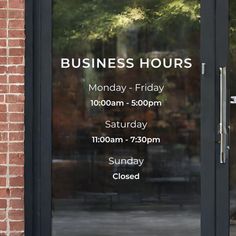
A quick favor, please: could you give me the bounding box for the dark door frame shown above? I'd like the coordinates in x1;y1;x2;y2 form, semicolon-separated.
25;0;52;235
24;0;221;235
201;0;217;235
215;0;230;235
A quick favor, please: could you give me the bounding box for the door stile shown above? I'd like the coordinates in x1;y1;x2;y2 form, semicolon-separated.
215;0;230;236
201;0;217;235
25;0;52;235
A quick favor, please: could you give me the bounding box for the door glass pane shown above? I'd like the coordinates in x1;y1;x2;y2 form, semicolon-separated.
52;1;201;236
230;1;236;235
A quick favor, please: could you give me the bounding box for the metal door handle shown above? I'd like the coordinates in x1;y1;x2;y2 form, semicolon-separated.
219;67;227;164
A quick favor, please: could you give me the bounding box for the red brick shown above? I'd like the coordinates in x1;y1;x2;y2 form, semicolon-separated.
9;123;24;131
8;104;24;112
0;132;7;141
9;221;24;231
9;166;23;176
0;10;7;19
9;0;24;9
10;85;24;93
0;154;6;164
0;85;8;93
0;39;6;47
0;113;7;122
0;124;7;131
9;132;24;141
9;75;24;83
6;95;17;103
0;1;7;9
0;48;6;56
0;104;6;112
0;144;7;153
0;57;7;64
9;48;24;56
6;94;24;103
0;210;6;220
0;95;4;102
0;19;6;28
0;75;7;83
0;199;6;209
8;57;24;65
9;210;24;221
9;188;23;198
9;199;23;209
0;221;7;231
0;166;7;175
9;142;24;152
0;178;6;186
8;10;24;19
0;1;25;232
0;189;9;198
7;65;24;74
9;113;24;122
17;94;24;102
0;29;6;37
8;39;24;47
8;30;24;38
10;233;24;236
9;153;24;165
10;177;24;187
9;20;24;29
0;66;7;74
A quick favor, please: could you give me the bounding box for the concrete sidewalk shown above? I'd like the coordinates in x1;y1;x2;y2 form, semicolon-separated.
52;208;200;236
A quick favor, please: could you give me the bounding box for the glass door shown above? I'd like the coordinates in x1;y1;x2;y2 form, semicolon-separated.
48;0;215;236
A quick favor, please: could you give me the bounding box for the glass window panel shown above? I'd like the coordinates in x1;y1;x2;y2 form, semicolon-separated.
52;1;201;235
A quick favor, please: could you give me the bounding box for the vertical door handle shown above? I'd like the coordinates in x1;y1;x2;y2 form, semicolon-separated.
219;67;227;164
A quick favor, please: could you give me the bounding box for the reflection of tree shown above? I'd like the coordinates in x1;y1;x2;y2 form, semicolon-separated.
52;0;201;156
53;0;200;53
51;0;205;200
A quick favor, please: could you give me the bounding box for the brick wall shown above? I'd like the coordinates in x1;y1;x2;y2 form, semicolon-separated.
0;0;25;235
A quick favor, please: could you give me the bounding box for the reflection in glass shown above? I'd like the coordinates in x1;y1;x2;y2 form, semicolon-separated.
52;1;201;236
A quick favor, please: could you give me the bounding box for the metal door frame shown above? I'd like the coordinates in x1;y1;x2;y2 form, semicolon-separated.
215;0;230;235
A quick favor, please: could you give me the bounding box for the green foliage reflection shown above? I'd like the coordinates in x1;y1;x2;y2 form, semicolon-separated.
53;0;200;53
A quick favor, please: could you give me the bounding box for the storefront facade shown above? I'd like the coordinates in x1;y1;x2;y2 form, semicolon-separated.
2;0;236;235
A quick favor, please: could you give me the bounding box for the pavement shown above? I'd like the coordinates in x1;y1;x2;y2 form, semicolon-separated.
231;225;236;235
52;207;200;236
